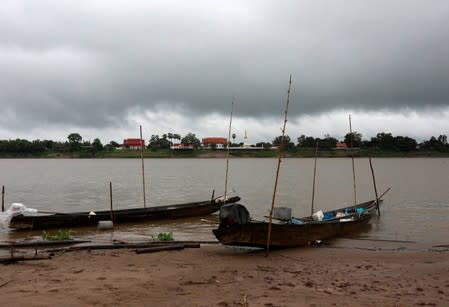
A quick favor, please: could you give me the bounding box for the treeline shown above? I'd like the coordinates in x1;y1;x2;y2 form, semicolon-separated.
0;131;448;155
148;132;201;149
0;132;203;154
0;133;118;155
271;132;449;152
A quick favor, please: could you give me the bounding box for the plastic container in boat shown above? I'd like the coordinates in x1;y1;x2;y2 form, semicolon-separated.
273;207;292;220
97;220;113;230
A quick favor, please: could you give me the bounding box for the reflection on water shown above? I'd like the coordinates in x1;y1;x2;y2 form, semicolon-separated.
0;158;448;244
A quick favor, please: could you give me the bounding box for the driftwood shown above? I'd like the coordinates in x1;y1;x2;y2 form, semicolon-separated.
135;243;200;254
45;240;214;253
433;244;449;248
341;237;416;243
0;254;52;264
135;244;185;254
0;240;90;249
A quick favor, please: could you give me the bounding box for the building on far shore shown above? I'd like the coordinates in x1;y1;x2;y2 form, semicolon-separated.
336;141;347;149
202;137;227;149
243;130;249;148
171;143;194;150
123;138;145;149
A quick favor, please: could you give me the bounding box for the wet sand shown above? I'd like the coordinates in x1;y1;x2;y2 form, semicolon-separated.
0;243;448;306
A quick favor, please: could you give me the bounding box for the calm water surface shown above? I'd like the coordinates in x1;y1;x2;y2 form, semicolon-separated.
0;158;447;244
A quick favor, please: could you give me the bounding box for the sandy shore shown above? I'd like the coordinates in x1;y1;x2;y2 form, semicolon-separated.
0;242;448;306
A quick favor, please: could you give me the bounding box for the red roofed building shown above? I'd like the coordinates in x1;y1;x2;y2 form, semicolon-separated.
202;137;227;149
336;141;347;149
123;138;145;149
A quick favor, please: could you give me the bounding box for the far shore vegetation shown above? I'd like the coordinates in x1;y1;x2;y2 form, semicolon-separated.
0;132;448;158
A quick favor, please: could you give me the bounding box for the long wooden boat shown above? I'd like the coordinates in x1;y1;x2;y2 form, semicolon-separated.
213;198;381;249
9;196;240;231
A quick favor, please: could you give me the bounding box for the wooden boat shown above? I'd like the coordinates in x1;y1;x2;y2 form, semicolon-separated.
213;198;383;249
214;77;389;250
9;196;240;230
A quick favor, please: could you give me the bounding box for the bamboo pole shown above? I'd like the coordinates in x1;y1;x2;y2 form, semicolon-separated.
311;141;318;215
376;187;391;201
135;244;186;254
109;181;114;221
1;185;4;212
266;75;292;253
135;243;200;254
349;114;357;205
45;241;217;253
140;125;147;208
0;255;52;264
224;98;235;201
368;157;380;216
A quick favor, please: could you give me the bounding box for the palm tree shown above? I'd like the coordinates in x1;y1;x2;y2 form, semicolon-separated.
173;134;181;144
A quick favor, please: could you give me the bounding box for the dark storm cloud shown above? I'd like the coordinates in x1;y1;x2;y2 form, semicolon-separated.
1;0;449;132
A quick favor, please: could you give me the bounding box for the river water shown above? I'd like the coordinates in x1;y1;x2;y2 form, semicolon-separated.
0;158;447;245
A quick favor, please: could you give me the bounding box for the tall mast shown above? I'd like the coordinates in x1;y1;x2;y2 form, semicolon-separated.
349;115;357;205
369;156;380;216
311;140;319;215
140;125;147;208
224;98;235;200
266;75;292;253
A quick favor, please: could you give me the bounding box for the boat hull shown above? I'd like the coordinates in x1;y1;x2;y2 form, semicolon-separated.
213;214;372;249
213;199;380;249
9;196;240;231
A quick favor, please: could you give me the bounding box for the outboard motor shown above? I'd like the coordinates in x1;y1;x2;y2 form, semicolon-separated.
219;203;250;227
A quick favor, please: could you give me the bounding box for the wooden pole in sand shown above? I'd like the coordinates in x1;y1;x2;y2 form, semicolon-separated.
349;115;357;205
1;185;4;212
311;141;318;216
368;157;380;216
266;75;292;254
140;125;147;208
224;98;235;201
109;181;114;222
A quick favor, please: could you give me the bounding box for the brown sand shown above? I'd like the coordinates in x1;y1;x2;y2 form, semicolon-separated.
0;244;448;306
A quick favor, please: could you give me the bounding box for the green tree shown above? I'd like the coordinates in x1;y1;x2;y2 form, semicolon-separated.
173;134;181;144
167;133;173;144
421;135;448;151
181;133;201;149
317;135;337;149
148;134;171;149
67;133;82;151
148;135;160;149
374;132;395;150
393;136;417;152
297;135;315;148
344;132;362;148
104;141;120;151
273;135;294;149
438;135;447;145
92;138;104;151
110;141;120;148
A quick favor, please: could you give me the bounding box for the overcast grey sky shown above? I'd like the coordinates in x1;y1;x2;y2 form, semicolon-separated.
1;0;448;143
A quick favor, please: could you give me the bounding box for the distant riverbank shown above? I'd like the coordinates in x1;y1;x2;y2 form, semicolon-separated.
1;148;449;158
